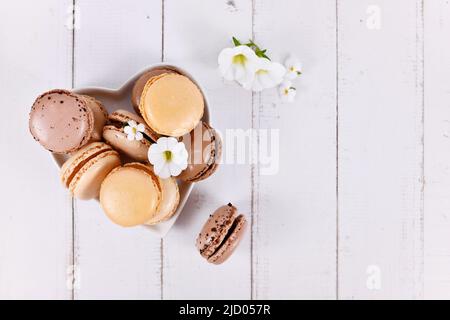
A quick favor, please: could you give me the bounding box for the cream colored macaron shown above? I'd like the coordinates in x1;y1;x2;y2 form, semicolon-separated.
60;142;121;200
99;163;162;227
145;175;180;225
139;73;204;137
103;109;158;162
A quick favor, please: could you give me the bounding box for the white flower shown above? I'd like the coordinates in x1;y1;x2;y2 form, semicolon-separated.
243;58;286;92
148;137;188;179
218;45;259;85
284;56;302;80
279;80;296;103
124;120;145;141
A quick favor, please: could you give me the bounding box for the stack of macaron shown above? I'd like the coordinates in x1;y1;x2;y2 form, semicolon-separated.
29;67;222;228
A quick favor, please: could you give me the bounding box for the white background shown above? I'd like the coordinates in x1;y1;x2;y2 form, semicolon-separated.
0;0;449;299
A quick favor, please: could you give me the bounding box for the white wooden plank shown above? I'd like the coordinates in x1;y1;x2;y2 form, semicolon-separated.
0;0;73;299
252;0;337;299
424;0;450;300
162;0;253;299
73;0;163;299
338;0;424;299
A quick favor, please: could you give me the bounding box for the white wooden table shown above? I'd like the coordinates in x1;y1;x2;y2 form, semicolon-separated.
1;0;449;300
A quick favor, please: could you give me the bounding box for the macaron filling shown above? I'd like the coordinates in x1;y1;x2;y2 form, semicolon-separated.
201;214;245;260
188;134;217;181
207;215;246;263
63;146;113;188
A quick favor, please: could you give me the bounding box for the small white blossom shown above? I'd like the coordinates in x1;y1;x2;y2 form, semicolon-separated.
218;45;259;85
148;137;188;179
124;120;146;141
243;58;286;92
284;56;302;80
279;80;296;103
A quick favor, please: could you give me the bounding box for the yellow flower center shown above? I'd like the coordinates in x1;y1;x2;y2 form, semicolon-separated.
290;66;295;72
131;127;137;134
284;89;289;95
256;69;268;75
232;54;247;65
163;150;173;161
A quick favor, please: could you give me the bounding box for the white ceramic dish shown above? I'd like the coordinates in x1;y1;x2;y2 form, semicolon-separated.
52;64;210;238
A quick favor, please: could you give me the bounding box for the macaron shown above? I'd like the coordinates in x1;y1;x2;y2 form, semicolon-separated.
99;163;162;227
145;175;180;225
178;122;221;182
102;109;159;162
131;67;178;114
29;89;108;154
60;142;121;200
196;203;247;265
139;73;204;137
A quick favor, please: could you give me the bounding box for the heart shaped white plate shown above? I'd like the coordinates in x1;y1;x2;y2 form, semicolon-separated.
52;64;210;238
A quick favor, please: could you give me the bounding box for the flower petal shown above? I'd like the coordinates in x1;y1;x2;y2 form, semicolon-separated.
166;137;179;150
127;120;137;128
155;162;171;179
156;137;169;150
168;162;183;177
136;123;146;132
148;148;164;165
123;126;132;135
134;132;143;141
127;133;135;141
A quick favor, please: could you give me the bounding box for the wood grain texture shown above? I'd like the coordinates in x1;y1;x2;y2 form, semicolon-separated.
252;0;337;299
338;0;424;299
162;0;253;299
424;0;450;300
72;0;163;299
0;0;73;299
4;0;450;299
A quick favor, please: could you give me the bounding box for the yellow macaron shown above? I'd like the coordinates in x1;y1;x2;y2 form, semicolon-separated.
139;73;204;137
99;163;162;227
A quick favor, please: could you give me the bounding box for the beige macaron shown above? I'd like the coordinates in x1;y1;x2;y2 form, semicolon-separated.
196;203;247;265
139;73;204;137
131;67;178;114
103;109;159;162
60;142;121;200
99;163;162;227
145;175;180;225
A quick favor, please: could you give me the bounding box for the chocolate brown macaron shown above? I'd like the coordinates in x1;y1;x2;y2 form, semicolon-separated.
131;67;178;114
178;122;222;182
29;89;107;154
196;203;247;265
103;109;159;162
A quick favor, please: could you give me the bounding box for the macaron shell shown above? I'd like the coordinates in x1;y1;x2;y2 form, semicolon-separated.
195;130;222;181
100;165;161;227
29;89;94;153
179;122;218;182
140;73;204;137
207;215;247;265
70;150;121;200
60;142;114;187
80;95;108;142
189;123;222;182
145;176;180;225
138;73;167;123
103;125;150;162
196;204;238;258
131;68;178;113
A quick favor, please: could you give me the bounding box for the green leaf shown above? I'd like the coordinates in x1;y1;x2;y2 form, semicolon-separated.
232;36;241;46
